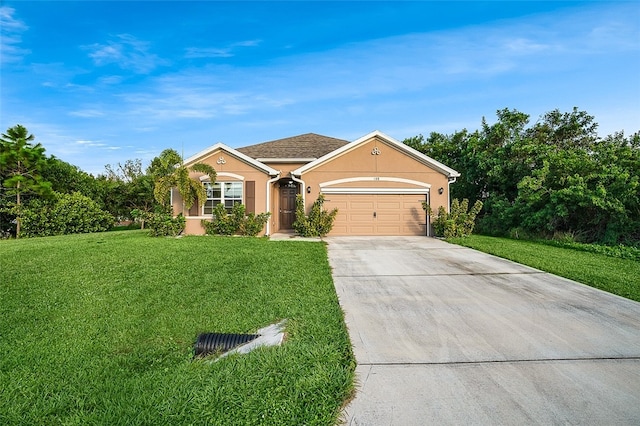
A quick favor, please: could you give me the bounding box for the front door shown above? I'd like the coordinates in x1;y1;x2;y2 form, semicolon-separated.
279;182;298;230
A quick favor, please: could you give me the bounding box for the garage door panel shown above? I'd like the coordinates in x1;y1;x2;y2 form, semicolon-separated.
331;224;349;234
350;225;376;234
350;201;375;210
377;201;402;209
377;225;403;234
330;200;349;210
378;213;402;222
325;193;427;236
404;208;423;220
349;213;373;221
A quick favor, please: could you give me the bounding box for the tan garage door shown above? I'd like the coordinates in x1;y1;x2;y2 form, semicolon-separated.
323;193;427;236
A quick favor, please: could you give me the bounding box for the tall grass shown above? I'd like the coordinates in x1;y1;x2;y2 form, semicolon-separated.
0;231;354;425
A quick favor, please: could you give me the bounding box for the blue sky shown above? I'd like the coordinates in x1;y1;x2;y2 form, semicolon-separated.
1;1;639;175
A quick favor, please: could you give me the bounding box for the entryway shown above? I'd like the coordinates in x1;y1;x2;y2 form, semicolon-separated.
279;180;298;230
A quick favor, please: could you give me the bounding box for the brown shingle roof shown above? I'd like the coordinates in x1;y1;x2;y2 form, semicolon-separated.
236;133;349;160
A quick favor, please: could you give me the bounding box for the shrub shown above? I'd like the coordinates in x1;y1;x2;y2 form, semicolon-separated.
21;192;114;237
239;211;271;236
201;203;270;236
423;198;483;238
145;207;185;237
292;194;338;237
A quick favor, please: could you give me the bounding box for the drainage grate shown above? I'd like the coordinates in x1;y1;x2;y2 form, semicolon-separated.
194;333;259;358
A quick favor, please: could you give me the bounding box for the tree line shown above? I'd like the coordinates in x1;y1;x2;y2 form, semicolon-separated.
0;125;185;238
403;108;639;245
2;107;638;245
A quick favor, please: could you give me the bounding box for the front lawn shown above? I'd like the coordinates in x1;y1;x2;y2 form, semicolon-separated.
0;231;355;425
448;235;640;302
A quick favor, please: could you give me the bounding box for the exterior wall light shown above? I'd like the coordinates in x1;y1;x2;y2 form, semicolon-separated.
307;186;312;194
438;187;444;195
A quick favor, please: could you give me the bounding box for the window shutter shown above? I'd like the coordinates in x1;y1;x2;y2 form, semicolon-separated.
189;202;199;216
245;181;255;213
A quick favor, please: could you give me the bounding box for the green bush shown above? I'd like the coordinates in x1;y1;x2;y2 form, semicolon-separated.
423;198;483;238
21;192;114;237
292;194;338;237
201;203;270;236
145;208;185;237
239;211;271;236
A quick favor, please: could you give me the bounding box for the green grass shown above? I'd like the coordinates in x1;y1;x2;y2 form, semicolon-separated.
448;235;640;302
0;231;355;425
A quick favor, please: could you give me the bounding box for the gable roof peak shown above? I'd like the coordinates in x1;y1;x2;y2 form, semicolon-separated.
292;130;461;178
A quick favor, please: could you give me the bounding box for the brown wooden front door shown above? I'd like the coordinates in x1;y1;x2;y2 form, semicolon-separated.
279;182;298;230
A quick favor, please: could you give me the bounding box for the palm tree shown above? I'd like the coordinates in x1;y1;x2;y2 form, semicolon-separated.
152;149;217;215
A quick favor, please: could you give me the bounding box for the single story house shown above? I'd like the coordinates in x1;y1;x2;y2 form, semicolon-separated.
171;130;460;236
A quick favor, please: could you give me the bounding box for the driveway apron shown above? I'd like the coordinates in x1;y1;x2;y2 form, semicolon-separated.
326;236;640;425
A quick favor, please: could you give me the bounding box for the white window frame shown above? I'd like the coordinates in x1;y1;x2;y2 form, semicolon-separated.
203;181;243;215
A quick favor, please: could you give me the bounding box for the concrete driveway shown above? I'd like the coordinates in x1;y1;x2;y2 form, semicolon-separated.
325;236;640;425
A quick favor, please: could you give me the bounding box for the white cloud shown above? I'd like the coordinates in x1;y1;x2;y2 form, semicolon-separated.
184;39;261;58
83;34;167;73
75;140;106;147
184;47;234;58
0;6;30;63
69;109;105;118
98;2;637;132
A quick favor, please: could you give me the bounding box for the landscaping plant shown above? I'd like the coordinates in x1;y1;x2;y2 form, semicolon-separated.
137;206;186;237
20;192;114;237
423;198;483;238
201;203;270;236
292;194;338;237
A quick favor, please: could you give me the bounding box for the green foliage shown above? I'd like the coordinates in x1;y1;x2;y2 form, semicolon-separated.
201;203;270;236
239;211;271;237
144;208;185;237
153;150;217;214
204;202;237;235
103;159;156;221
404;108;640;245
41;157;97;196
292;194;338;237
538;239;640;262
20;192;114;237
0;124;53;238
423;198;483;238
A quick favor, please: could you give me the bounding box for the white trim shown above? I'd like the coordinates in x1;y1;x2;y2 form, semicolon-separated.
257;158;316;163
265;174;281;235
447;176;457;213
320;176;431;189
292;130;460;178
290;175;306;206
183;142;279;176
199;172;245;181
321;187;430;195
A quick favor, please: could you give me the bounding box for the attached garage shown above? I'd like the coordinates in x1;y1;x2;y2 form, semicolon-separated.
323;192;428;236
